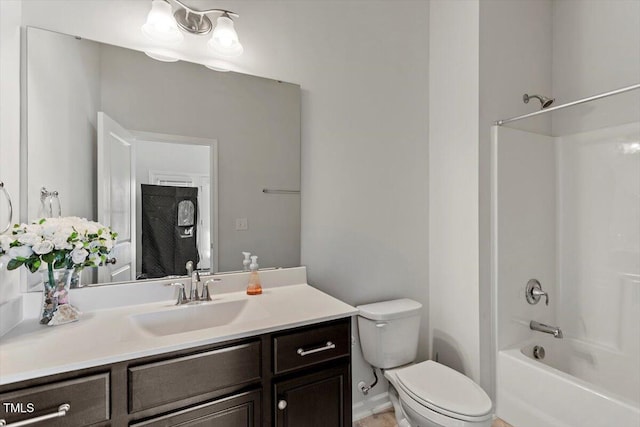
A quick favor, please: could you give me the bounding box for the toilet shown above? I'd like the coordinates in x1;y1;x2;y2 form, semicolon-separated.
357;299;493;427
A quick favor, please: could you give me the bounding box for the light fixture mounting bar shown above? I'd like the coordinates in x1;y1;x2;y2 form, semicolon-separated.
170;0;239;35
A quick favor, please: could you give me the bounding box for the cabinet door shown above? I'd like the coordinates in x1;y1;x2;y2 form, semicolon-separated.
130;390;260;427
274;366;350;427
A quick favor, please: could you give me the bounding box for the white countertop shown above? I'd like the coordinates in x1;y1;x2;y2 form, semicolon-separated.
0;269;357;386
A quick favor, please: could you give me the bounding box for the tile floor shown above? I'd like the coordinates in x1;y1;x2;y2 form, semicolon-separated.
354;410;514;427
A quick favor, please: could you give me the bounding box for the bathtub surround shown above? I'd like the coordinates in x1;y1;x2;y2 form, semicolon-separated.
493;121;640;426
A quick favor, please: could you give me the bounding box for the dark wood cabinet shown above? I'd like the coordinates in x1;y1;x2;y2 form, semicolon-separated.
274;366;350;427
130;390;261;427
0;318;351;427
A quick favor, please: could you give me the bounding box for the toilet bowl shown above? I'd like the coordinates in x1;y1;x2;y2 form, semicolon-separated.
385;361;493;427
357;299;493;427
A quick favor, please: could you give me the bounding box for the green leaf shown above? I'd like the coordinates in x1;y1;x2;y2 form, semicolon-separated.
7;259;24;270
42;252;56;264
68;231;78;240
53;254;67;269
25;257;41;273
98;228;103;236
38;218;46;224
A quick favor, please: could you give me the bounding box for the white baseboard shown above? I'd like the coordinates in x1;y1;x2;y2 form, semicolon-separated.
352;391;393;422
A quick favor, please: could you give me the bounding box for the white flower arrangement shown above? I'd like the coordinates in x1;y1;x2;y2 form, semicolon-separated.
0;217;117;273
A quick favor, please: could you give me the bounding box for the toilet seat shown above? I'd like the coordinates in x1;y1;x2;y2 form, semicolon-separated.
388;361;492;423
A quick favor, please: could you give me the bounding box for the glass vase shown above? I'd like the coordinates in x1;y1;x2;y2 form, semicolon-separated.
41;268;81;326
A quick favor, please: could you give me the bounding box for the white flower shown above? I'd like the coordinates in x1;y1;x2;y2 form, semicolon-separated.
8;245;34;259
88;252;101;266
17;232;41;246
104;238;113;251
32;240;54;254
52;235;72;250
0;235;13;252
24;223;42;234
71;248;88;265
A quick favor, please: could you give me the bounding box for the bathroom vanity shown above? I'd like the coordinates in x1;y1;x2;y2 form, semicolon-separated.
0;268;356;427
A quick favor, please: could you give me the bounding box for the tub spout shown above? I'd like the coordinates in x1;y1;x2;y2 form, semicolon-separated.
530;320;563;339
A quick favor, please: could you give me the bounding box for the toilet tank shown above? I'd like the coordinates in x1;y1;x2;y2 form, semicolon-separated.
356;299;422;369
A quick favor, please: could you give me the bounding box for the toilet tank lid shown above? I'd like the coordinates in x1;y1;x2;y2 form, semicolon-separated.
357;299;422;321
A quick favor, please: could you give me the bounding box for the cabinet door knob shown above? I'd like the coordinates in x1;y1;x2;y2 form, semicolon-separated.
278;400;287;410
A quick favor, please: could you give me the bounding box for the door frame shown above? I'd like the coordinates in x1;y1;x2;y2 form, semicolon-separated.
131;130;219;274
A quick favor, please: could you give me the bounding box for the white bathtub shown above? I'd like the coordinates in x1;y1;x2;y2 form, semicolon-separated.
497;336;640;427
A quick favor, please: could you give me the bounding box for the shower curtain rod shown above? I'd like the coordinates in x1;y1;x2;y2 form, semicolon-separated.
495;83;640;126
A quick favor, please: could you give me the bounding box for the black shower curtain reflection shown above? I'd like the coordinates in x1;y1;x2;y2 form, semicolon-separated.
140;184;199;279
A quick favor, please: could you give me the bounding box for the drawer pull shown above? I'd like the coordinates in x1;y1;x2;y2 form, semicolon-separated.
297;341;335;357
278;399;288;410
0;404;70;427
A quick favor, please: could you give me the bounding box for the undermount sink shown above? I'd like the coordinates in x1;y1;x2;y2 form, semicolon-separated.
130;299;269;337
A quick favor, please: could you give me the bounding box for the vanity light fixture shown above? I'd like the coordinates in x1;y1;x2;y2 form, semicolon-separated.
142;0;244;59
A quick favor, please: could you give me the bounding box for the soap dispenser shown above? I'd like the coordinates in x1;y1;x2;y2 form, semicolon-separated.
246;256;262;295
242;252;251;272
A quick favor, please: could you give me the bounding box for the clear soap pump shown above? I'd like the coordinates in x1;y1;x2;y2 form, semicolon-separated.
242;252;251;272
246;255;262;295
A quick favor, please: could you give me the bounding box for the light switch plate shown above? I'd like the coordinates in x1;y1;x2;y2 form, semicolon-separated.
235;218;248;230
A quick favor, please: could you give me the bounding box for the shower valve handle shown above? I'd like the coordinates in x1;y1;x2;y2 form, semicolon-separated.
526;279;549;306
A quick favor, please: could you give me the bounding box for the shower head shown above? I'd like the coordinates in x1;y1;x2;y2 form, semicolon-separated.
523;93;555;109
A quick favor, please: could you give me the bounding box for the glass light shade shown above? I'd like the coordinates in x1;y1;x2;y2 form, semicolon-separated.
142;0;183;45
144;50;180;62
208;15;244;58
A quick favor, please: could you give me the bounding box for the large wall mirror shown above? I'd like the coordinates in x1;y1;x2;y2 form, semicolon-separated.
23;27;301;289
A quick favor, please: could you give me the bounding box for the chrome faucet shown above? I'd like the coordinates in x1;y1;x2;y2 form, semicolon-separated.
530;320;563;338
185;261;201;302
202;278;221;301
170;282;189;305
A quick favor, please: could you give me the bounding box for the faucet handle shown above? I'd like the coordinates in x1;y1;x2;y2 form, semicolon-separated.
202;279;221;301
532;288;549;306
526;279;549;305
168;282;189;305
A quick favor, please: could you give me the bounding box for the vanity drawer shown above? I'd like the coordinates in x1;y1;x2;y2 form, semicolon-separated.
273;319;350;374
128;340;261;413
130;390;260;427
0;373;110;427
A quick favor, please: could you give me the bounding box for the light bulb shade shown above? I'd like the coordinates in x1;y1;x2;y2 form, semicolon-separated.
142;0;183;45
144;49;179;62
208;15;243;58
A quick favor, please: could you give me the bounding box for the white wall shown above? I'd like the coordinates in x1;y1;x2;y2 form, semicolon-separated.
493;127;557;353
428;0;480;382
551;0;640;136
478;0;553;397
0;0;23;319
8;0;430;414
26;28;101;221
